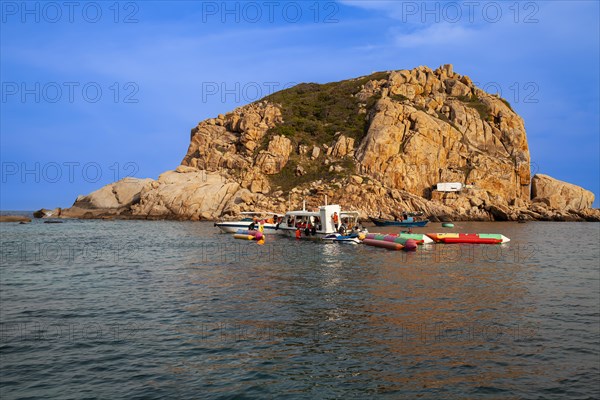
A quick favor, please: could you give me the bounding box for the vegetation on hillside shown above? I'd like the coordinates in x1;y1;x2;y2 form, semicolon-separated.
457;94;492;121
262;71;389;148
258;72;388;191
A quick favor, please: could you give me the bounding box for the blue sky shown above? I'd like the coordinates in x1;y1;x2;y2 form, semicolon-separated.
1;0;599;209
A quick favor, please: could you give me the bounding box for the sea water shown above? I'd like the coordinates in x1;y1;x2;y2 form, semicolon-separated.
1;218;599;399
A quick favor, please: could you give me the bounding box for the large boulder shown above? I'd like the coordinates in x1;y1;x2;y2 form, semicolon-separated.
330;134;355;158
531;174;595;210
131;167;239;220
255;135;293;174
72;177;153;209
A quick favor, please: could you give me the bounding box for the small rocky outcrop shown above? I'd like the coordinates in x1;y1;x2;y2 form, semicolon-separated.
71;177;153;210
531;174;595;210
0;215;31;223
130;166;240;220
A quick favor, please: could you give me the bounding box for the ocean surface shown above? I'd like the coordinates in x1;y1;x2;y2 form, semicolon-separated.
1;217;599;399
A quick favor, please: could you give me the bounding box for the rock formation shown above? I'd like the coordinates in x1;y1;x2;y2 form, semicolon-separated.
0;215;31;223
531;174;595;210
39;65;599;221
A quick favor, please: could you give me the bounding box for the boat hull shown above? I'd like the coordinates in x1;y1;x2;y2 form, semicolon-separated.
216;222;278;234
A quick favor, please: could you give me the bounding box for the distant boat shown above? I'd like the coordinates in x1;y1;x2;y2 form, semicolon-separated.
369;216;429;227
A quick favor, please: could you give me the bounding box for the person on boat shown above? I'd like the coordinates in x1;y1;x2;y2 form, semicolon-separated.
338;222;347;235
248;221;256;231
332;212;339;230
313;216;321;231
295;227;301;239
402;211;408;220
258;221;264;233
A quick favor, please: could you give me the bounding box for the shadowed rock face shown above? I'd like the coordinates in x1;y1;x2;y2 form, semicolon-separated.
40;65;598;221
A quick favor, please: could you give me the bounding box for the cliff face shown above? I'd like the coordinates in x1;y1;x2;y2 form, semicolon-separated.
47;64;598;221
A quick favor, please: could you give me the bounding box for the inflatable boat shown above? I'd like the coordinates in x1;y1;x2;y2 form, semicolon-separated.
426;233;510;244
364;234;419;251
363;238;404;250
233;229;264;241
365;233;432;245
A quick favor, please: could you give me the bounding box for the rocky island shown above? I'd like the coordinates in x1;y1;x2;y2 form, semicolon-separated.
37;64;598;222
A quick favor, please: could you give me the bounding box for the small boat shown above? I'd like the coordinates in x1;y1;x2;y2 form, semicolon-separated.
426;233;510;244
369;216;429;227
278;204;365;240
215;212;283;234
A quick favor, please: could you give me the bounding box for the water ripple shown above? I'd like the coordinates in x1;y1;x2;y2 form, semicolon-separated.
1;220;598;399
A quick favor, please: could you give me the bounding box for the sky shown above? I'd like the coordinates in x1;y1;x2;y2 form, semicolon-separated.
1;0;599;210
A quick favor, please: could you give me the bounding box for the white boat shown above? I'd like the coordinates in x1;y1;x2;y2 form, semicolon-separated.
215;212;283;234
277;204;365;240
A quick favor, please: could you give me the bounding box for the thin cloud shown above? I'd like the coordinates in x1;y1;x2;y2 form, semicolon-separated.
392;23;476;47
